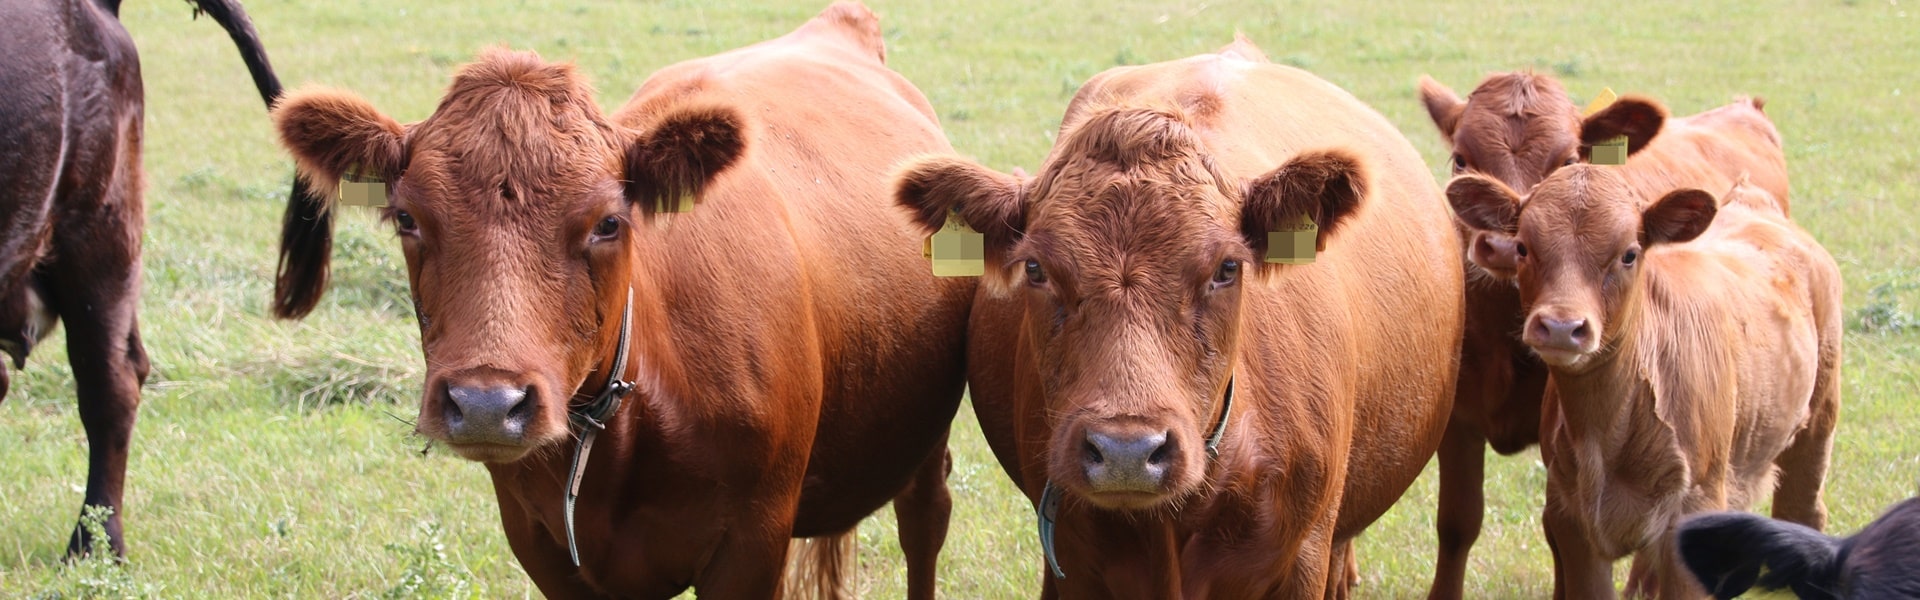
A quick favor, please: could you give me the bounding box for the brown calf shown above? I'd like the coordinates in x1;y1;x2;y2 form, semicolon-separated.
0;0;295;558
270;3;970;597
1450;169;1841;599
895;37;1461;598
1416;71;1792;600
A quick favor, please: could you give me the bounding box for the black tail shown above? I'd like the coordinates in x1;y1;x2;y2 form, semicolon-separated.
1677;511;1842;600
186;0;333;319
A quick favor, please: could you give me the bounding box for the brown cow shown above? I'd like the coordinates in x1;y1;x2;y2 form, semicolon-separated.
269;3;970;597
1449;169;1841;599
1415;71;1792;600
894;37;1461;598
0;0;298;558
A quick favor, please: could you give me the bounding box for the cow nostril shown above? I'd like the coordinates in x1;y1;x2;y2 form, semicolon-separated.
1571;321;1591;343
505;389;533;422
1147;439;1172;466
1083;439;1104;465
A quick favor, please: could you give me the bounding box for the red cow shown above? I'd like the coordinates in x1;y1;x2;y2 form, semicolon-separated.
894;37;1461;598
269;3;970;597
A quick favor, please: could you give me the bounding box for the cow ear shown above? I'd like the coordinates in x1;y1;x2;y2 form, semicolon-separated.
893;156;1027;245
273;87;408;204
1445;174;1523;234
1241;149;1368;265
893;156;1028;291
1641;188;1717;246
625;105;747;216
1418;75;1466;139
1581;95;1666;156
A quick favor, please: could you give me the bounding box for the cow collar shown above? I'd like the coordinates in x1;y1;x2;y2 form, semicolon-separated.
563;286;638;568
1037;376;1236;580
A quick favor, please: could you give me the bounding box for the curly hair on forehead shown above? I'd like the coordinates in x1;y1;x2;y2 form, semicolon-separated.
1468;70;1574;120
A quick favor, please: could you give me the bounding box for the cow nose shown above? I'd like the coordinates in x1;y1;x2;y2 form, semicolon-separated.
1529;314;1592;352
1082;427;1173;492
443;384;532;444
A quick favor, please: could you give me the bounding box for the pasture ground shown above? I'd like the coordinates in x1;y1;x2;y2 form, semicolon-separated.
2;0;1915;597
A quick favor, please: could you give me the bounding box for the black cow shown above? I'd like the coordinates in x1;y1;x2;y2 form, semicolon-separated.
1680;497;1920;599
0;0;308;557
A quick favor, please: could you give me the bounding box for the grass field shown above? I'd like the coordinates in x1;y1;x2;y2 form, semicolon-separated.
1;0;1916;597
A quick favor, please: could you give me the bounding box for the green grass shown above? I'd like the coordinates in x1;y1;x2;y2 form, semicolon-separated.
1;0;1915;597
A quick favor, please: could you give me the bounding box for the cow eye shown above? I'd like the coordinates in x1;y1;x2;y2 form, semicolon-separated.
394;210;418;234
1024;259;1047;285
1450;153;1467;174
1622;247;1639;266
1212;259;1240;287
1563;156;1579;167
1515;242;1528;258
592;216;622;240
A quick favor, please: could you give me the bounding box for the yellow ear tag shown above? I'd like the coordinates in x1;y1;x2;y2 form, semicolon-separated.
1590;135;1629;165
929;211;985;277
339;164;387;208
1265;213;1317;265
1582;87;1619;117
659;193;696;214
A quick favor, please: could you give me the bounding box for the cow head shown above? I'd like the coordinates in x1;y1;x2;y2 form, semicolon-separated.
1420;73;1667;280
895;106;1365;510
273;49;744;463
1447;165;1717;371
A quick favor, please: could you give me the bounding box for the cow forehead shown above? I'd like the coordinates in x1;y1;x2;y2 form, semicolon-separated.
1520;167;1641;251
403;51;626;216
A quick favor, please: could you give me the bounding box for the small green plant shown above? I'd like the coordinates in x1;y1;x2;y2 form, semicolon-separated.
31;505;161;600
1852;280;1919;333
381;521;481;600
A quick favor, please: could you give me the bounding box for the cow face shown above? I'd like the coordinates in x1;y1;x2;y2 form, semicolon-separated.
1448;166;1717;371
273;49;742;463
896;107;1364;510
1421;73;1668;280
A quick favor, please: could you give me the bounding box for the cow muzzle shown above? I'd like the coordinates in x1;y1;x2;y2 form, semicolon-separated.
422;369;552;461
1525;308;1597;366
1066;418;1191;508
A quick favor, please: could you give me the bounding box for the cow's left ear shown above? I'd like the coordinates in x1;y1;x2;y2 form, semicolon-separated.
1240;149;1368;262
625;105;747;216
1641;188;1718;246
1581;95;1666;156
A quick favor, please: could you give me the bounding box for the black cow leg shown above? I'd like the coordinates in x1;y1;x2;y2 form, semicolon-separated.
51;221;150;559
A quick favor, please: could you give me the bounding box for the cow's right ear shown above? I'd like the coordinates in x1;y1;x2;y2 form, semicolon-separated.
893;156;1028;290
1418;75;1466;139
893;156;1027;245
1581;95;1666;156
273;87;408;203
625;104;747;216
1445;174;1523;234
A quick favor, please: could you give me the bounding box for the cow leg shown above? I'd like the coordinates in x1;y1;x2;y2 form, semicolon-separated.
52;243;149;559
695;513;796;597
1770;360;1838;531
892;435;952;600
1543;492;1615;599
1322;540;1355;599
1278;518;1334;598
1427;421;1485;600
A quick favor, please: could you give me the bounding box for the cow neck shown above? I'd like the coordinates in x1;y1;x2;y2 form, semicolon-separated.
561;285;638;568
1037;375;1236;580
1547;293;1653;442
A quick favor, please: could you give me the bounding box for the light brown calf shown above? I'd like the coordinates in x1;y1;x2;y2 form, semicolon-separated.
1450;167;1840;599
896;37;1461;598
1416;71;1793;600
